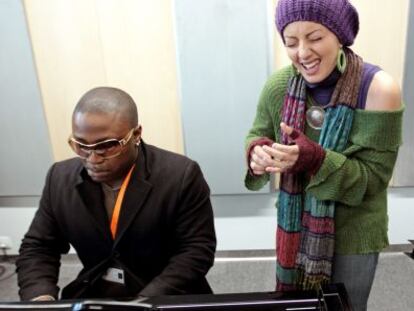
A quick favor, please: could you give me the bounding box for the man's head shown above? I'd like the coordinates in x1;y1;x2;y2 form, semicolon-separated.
69;87;142;186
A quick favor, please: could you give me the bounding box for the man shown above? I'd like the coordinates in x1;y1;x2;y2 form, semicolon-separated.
16;87;216;301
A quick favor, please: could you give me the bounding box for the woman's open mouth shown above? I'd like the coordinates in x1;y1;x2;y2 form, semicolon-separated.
301;60;320;75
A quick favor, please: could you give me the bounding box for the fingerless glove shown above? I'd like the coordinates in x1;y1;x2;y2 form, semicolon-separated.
286;129;325;176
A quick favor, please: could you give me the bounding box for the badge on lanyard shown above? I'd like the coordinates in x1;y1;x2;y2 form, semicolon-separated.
103;165;135;285
102;267;125;285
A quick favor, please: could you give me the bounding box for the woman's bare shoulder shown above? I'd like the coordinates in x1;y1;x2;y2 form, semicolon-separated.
365;70;401;111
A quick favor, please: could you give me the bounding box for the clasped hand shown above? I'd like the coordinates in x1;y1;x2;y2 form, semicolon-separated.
249;123;299;175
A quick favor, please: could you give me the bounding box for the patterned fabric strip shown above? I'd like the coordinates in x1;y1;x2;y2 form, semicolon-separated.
276;48;363;291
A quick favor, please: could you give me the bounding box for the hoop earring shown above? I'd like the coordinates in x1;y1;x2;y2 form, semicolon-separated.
337;48;347;73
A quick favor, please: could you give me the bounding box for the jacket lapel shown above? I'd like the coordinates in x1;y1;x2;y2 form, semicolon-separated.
113;143;153;245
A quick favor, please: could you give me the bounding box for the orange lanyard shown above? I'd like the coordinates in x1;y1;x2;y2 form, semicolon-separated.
110;164;136;239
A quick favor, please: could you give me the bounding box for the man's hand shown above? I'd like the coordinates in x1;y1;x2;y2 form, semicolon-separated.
31;295;55;301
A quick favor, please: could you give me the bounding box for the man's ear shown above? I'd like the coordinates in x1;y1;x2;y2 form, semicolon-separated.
134;125;142;145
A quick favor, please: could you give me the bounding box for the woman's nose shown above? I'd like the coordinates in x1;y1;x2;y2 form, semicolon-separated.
297;43;312;59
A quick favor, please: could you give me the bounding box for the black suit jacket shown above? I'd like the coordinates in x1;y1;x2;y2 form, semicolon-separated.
16;142;216;300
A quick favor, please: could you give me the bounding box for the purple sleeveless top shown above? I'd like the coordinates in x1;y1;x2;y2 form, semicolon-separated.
306;63;381;109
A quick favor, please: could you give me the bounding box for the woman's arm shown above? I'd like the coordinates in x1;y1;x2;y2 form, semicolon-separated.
365;70;401;111
306;105;404;207
244;67;293;190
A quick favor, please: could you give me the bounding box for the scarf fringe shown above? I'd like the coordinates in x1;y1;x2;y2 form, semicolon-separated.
296;270;330;291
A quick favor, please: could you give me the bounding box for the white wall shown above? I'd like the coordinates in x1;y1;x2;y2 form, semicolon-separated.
2;188;413;254
214;188;414;250
1;0;412;256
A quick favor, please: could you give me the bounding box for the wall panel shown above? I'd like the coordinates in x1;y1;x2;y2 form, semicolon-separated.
394;1;414;186
0;0;53;196
174;0;273;194
24;0;183;161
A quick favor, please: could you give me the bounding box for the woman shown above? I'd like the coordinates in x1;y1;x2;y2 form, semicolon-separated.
245;0;403;310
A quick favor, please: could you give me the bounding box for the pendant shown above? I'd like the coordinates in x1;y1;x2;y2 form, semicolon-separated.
306;106;325;130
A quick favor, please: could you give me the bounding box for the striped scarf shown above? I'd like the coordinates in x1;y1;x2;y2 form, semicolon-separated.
276;48;363;291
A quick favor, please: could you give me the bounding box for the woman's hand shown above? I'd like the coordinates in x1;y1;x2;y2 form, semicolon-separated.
249;122;325;176
262;123;299;173
265;122;326;175
250;145;275;175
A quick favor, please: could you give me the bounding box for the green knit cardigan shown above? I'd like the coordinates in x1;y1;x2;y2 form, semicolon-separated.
245;66;404;255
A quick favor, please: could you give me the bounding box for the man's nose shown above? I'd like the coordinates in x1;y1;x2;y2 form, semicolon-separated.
86;150;105;164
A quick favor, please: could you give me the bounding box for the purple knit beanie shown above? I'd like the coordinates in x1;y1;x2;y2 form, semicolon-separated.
275;0;359;46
